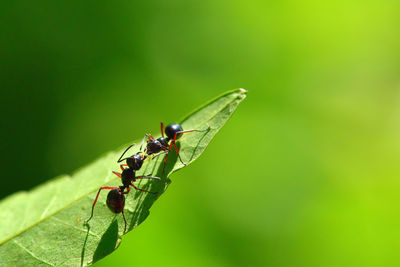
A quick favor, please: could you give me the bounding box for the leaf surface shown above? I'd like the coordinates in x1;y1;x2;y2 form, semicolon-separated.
0;89;247;266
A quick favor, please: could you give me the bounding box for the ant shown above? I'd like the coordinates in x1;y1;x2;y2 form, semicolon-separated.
116;143;147;170
140;122;209;166
85;148;160;233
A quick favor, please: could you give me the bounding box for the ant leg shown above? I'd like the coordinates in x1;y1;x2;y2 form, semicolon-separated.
131;183;157;194
163;139;175;164
170;140;186;165
112;171;122;178
165;133;186;165
122;187;130;194
176;125;210;135
120;165;126;171
121;209;127;233
136;175;161;180
177;130;195;134
86;187;120;223
117;144;135;163
152;150;168;160
174;141;186;165
139;134;154;151
139;134;148;151
160;122;165;137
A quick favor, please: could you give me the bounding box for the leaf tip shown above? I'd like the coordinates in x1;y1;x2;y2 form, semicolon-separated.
239;88;248;94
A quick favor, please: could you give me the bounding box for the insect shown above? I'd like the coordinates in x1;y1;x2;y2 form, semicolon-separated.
140;122;209;165
85;165;160;233
116;143;147;171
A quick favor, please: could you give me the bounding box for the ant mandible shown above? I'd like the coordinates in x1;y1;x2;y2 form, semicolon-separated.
140;122;209;165
85;150;160;233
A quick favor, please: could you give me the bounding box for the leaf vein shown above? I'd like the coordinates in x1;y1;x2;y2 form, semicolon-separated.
50;217;101;238
40;193;58;220
12;239;55;267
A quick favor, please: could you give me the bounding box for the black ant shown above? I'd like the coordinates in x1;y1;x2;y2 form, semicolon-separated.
116;143;147;170
85;149;160;233
140;122;209;166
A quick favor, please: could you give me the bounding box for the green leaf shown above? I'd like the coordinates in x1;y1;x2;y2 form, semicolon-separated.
0;88;247;266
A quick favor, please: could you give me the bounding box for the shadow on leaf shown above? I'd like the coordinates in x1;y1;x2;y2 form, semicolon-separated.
92;220;120;263
127;150;177;231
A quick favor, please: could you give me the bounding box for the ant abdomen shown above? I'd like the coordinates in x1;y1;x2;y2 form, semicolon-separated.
106;189;125;213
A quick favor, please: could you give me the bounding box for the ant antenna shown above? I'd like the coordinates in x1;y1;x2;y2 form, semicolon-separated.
117;144;135;163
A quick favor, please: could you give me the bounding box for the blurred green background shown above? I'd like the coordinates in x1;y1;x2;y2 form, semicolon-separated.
1;0;400;266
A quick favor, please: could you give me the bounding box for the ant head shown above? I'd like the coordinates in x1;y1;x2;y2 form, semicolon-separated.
121;168;135;187
126;152;146;171
165;123;183;140
106;188;125;213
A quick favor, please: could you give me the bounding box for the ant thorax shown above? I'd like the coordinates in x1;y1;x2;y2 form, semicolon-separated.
121;168;136;186
157;137;169;147
146;139;164;155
